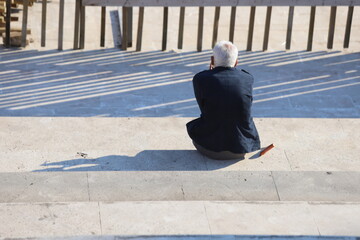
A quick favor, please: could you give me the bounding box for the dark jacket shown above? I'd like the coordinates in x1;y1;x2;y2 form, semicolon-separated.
186;66;260;153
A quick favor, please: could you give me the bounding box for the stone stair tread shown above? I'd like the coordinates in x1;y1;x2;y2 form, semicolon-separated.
1;171;360;203
1;201;360;238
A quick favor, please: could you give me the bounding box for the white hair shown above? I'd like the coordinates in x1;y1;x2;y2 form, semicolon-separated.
213;41;238;67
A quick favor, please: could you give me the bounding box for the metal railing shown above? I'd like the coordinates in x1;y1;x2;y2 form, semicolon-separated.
3;0;359;51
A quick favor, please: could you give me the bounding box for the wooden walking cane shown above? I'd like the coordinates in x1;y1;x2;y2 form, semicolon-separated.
260;144;274;156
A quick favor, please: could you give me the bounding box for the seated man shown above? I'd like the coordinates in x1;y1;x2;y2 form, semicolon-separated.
187;41;260;160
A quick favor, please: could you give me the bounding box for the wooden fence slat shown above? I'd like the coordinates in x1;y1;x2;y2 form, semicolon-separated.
343;6;354;48
327;6;337;49
5;0;11;47
178;6;185;49
263;6;272;51
162;6;168;51
41;0;47;47
136;6;144;51
212;6;221;48
127;7;133;47
197;6;204;52
58;0;65;50
229;6;236;43
100;7;106;47
74;0;81;49
307;6;316;51
286;6;294;50
79;0;86;49
122;7;128;50
246;6;256;51
21;0;29;48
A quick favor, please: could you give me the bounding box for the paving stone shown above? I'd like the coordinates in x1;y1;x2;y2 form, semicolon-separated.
88;172;185;201
99;201;211;235
88;171;277;201
289;95;356;109
0;202;101;238
1;49;359;118
0;172;89;202
273;171;360;201
1;201;359;238
284;148;360;171
180;171;278;201
204;202;319;235
309;203;360;236
1;117;359;172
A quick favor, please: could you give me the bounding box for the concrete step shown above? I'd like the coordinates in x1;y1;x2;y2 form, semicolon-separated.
1;201;360;238
2;236;359;240
1;117;360;172
1;171;360;203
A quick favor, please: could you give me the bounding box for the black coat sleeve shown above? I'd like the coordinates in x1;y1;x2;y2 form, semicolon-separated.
193;74;204;113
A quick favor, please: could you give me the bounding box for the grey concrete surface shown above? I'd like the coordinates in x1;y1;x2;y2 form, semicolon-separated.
205;202;319;235
272;171;360;201
0;202;102;238
72;171;278;201
1;171;360;203
1;201;360;238
0;117;359;172
0;172;89;202
0;49;359;118
309;203;360;236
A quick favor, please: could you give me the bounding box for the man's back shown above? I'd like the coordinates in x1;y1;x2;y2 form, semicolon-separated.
187;66;260;154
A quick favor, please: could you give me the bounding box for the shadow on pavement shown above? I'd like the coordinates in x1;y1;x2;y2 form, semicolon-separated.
33;150;247;171
1;47;359;118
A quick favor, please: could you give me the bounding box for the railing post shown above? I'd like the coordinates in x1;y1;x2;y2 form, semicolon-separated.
246;6;256;51
162;7;168;51
327;6;337;50
5;0;11;47
178;6;185;49
197;6;204;52
41;0;47;47
212;6;220;48
21;0;29;48
136;7;144;51
343;6;354;49
286;6;294;50
127;7;133;47
79;0;86;49
100;7;106;47
122;7;128;50
229;6;236;43
74;0;81;49
263;6;272;51
307;6;316;51
58;0;65;50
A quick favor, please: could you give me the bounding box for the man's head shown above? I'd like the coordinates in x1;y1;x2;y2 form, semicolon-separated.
211;41;238;68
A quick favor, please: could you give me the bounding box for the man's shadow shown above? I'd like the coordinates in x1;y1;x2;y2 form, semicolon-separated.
34;150;246;172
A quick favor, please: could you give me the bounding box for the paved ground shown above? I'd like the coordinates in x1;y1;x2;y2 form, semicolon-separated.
1;49;359;118
1;201;360;238
1;2;360;240
1;47;359;239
